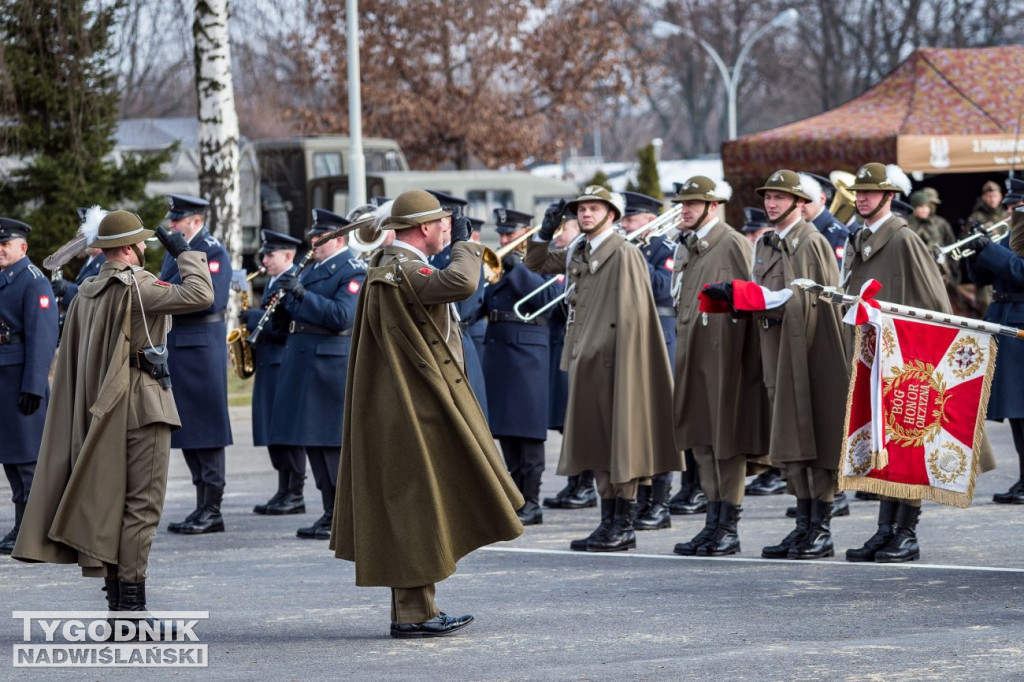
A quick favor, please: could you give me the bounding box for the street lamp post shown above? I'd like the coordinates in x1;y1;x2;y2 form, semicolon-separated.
652;8;798;140
346;0;366;208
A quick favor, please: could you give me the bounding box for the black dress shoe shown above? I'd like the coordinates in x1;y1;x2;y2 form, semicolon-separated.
297;512;332;539
390;613;474;639
517;501;543;526
993;480;1024;504
854;491;880;501
746;468;787;496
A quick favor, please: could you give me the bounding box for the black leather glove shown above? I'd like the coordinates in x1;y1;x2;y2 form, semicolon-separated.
50;277;68;298
156;225;191;258
450;208;471;244
18;392;41;416
279;274;306;301
539;199;567;241
969;226;992;257
501;250;522;273
702;281;733;302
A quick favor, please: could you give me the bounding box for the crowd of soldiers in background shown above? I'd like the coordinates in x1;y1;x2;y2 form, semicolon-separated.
1;171;1022;564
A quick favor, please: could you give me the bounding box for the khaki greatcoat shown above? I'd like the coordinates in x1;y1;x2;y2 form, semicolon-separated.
751;220;848;467
14;254;214;568
672;221;771;463
842;215;996;472
524;232;679;483
331;242;524;588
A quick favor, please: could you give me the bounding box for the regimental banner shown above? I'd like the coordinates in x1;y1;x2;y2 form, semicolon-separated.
840;289;997;508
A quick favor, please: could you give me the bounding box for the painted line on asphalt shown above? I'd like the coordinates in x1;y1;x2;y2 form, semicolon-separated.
481;546;1024;574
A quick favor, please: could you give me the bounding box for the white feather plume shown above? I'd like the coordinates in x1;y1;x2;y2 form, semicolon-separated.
716;180;733;202
885;164;912;195
798;173;823;201
372;199;395;230
79;205;107;245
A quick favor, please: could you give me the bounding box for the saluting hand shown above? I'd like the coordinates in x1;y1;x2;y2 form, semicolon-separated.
156;226;191;258
18;392;41;416
538;199;567;241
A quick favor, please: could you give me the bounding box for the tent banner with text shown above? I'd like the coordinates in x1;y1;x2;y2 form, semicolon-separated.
839;292;996;508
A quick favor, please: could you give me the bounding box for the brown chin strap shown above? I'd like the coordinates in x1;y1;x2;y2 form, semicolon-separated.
580;212;613;235
688;202;711;232
768;196;800;226
130;243;145;268
857;191;891;221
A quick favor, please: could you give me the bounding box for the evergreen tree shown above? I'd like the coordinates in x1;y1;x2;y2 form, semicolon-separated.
0;0;171;273
635;142;663;200
585;170;612;191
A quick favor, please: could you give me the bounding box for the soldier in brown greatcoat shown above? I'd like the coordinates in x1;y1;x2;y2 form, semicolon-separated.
703;170;849;560
524;186;679;553
669;176;771;558
331;191;523;639
14;211;213;626
842;162;996;563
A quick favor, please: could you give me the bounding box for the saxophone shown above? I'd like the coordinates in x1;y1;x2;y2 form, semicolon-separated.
227;267;264;380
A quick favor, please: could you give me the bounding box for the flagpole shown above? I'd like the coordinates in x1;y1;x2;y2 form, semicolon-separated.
791;278;1024;340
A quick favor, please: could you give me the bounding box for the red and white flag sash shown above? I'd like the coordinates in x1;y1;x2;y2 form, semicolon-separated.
839;280;996;508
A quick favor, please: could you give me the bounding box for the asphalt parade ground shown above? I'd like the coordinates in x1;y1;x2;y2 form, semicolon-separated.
3;408;1023;680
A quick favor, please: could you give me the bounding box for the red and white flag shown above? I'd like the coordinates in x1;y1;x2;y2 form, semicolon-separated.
840;280;996;508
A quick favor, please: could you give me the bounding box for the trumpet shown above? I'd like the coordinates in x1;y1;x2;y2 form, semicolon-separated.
482;224;546;284
935;219;1010;265
512;276;564;322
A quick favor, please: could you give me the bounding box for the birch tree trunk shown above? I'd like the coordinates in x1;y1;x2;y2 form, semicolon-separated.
194;0;242;325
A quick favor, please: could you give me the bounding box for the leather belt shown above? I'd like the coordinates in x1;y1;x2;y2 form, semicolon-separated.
128;354;143;368
656;306;676;318
488;310;546;326
759;318;783;329
993;292;1024;303
174;313;224;324
0;333;24;345
289;321;352;336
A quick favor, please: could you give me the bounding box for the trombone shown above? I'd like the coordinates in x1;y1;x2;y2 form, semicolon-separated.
512;208;682;322
935;219;1010;265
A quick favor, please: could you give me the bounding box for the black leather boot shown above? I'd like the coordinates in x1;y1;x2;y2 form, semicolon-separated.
267;471;306;515
700;502;741;556
763;499;810;559
789;499;834;559
636;475;671;530
570;498;614;551
854;491;880;501
114;580;177;641
168;485;204;533
176;485;225;535
254;471;287;515
832;492;850;517
635;485;652;520
563;470;598;509
993;479;1024;504
669;485;707;515
587;498;637;552
874;503;921;563
845;499;898;562
0;501;24;554
673;500;719;556
746;468;786;495
517;500;543;525
542;476;577;509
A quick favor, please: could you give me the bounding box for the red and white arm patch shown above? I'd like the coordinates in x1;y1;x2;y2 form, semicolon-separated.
38;295;50;309
209;261;221;273
835;246;845;260
416;267;433;276
663;257;674;270
347;280;361;294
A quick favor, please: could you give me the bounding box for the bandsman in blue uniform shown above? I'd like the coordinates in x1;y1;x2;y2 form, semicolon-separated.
480;208;562;526
742;207;772;245
244;229;307;516
799;173;851;265
618;191;680;530
0;218;59;553
161;194;235;536
269;209;366;540
425;190;488;420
